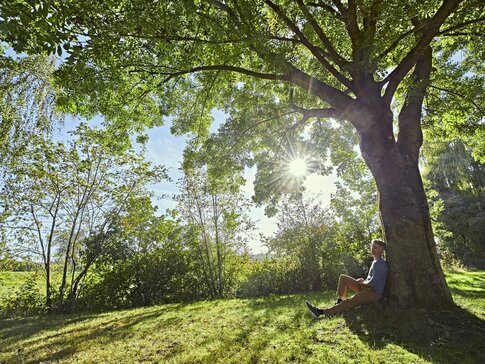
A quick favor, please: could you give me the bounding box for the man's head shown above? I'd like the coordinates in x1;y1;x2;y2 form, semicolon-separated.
371;239;386;259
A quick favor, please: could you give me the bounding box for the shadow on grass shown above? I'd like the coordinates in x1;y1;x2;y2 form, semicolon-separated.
0;295;318;364
0;304;184;364
244;290;334;311
3;288;483;363
343;302;485;364
193;292;323;363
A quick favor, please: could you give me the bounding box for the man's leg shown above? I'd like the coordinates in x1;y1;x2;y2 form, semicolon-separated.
323;289;381;316
305;274;374;319
337;274;362;300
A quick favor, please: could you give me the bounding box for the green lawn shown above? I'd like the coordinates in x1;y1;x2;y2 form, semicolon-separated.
0;271;62;299
0;271;36;297
0;271;484;364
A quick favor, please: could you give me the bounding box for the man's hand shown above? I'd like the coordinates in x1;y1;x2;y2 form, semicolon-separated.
357;278;370;287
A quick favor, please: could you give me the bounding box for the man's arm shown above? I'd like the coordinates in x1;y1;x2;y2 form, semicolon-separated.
364;261;388;289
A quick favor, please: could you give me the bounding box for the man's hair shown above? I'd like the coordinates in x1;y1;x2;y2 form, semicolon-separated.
372;239;387;251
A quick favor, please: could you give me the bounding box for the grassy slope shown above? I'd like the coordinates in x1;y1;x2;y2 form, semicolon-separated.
0;271;484;364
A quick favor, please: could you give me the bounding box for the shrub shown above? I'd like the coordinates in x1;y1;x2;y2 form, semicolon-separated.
236;256;307;297
77;246;205;311
0;274;45;318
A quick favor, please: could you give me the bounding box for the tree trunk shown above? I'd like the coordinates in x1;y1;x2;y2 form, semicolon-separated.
45;261;52;309
357;112;453;309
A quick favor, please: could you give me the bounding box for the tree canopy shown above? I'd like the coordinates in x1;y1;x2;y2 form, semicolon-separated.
2;1;483;154
2;0;484;309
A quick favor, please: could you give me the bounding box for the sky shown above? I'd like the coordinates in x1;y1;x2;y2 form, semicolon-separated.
2;44;338;254
141;108;340;254
3;33;476;257
54;112;338;254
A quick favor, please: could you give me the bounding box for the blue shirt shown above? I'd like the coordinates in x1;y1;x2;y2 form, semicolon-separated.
366;257;388;295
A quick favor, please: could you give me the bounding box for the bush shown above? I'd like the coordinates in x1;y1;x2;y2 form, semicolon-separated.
77;246;205;311
236;256;308;297
0;274;45;318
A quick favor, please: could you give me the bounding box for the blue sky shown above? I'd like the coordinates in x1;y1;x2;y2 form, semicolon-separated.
140;111;339;254
3;44;339;254
53;112;338;254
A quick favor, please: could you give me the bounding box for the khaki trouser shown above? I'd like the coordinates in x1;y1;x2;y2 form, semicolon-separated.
322;274;381;315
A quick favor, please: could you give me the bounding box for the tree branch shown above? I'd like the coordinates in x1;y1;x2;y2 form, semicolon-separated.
331;0;347;16
202;0;353;104
286;67;355;111
290;104;340;128
347;0;362;47
30;204;47;266
376;26;416;61
118;31;246;45
397;46;432;163
264;0;352;89
306;2;344;21
128;64;284;82
428;84;485;115
218;109;294;160
439;16;485;35
382;0;463;104
363;0;381;42
205;0;232;14
295;0;350;68
269;36;346;66
440;32;484;37
269;35;302;44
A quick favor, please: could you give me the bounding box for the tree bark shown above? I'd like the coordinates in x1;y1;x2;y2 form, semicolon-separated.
355;109;453;309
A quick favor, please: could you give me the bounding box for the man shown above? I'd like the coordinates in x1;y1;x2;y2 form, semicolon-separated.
306;239;388;318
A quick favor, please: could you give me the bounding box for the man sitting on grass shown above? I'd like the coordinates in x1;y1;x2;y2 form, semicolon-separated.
306;239;388;318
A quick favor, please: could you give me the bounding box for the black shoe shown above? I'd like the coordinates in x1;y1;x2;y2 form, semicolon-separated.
306;300;323;319
335;298;343;305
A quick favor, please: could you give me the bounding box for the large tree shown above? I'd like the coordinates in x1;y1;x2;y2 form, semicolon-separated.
2;0;484;309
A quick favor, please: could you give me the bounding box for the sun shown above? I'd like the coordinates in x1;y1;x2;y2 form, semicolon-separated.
288;157;308;177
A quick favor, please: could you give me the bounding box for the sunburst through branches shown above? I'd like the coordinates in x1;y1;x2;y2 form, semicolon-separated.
258;134;322;197
288;157;308;177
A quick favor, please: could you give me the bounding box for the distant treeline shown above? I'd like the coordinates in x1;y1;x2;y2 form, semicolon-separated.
0;261;43;272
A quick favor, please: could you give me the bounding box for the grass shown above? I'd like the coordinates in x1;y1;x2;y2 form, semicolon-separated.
0;271;62;298
444;270;485;315
0;271;484;364
0;271;36;297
